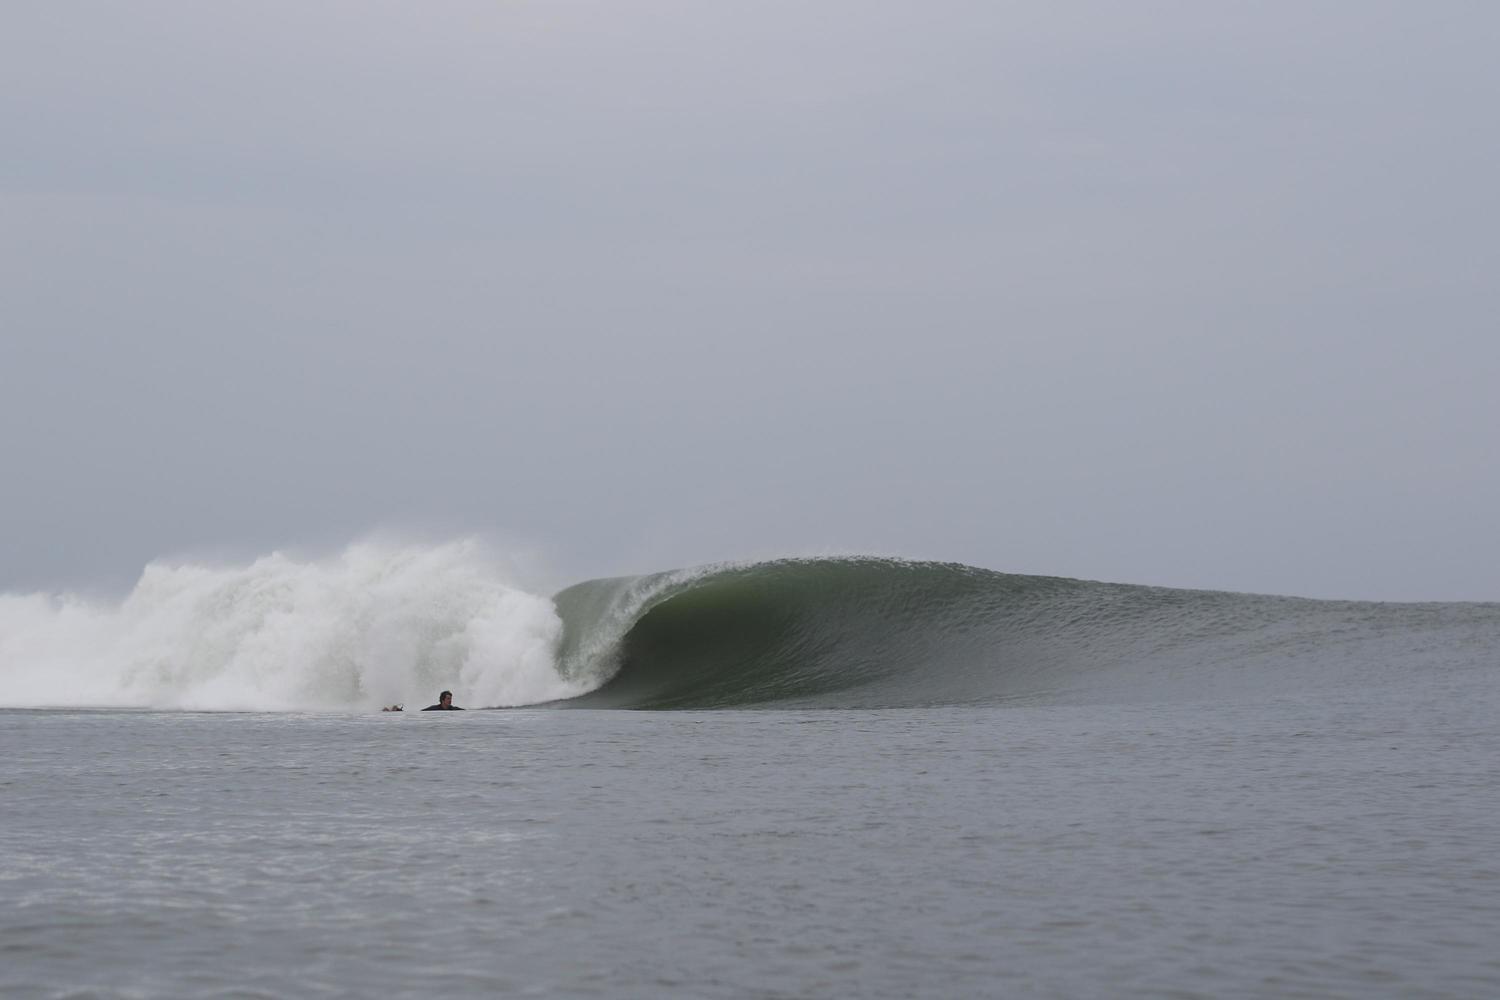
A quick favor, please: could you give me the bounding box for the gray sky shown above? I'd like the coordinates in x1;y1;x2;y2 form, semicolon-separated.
2;1;1497;601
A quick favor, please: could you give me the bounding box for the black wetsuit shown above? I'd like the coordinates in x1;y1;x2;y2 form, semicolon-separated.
421;704;464;711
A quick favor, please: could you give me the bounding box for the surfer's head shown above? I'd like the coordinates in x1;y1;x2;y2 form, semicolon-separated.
438;690;453;708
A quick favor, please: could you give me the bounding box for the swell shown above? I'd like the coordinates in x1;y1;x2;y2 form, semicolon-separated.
4;548;1495;713
551;558;1500;709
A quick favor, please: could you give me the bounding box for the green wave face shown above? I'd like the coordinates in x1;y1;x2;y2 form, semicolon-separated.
552;558;1500;710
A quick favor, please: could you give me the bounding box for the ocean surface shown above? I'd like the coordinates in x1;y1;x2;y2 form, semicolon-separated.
3;546;1499;997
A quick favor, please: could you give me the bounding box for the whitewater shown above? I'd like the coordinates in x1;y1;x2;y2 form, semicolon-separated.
0;541;588;711
4;540;1499;998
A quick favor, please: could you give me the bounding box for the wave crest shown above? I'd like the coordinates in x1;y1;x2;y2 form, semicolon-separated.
553;558;1500;709
7;548;1497;712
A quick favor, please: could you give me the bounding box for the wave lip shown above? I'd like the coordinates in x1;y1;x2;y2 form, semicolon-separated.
551;558;1500;710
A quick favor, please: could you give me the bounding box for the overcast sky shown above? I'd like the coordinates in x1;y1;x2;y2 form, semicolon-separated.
2;1;1497;600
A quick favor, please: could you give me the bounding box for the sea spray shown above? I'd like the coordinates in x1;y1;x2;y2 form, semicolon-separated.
0;540;586;710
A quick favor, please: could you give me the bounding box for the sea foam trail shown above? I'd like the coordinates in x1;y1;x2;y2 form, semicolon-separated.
0;541;588;711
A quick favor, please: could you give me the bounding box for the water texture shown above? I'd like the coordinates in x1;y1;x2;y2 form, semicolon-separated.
3;546;1498;996
5;544;1497;712
3;698;1497;999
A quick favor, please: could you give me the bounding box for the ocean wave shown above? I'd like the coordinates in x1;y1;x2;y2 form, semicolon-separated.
4;547;1496;712
552;558;1500;709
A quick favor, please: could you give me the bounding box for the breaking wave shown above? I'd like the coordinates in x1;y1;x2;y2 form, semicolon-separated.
0;540;586;711
3;545;1497;711
550;558;1500;709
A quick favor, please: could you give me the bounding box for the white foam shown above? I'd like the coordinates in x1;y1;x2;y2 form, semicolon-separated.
0;540;590;711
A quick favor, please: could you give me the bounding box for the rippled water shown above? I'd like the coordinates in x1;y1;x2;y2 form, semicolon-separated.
3;690;1498;998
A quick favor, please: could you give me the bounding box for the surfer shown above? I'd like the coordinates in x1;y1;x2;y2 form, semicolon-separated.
421;690;464;711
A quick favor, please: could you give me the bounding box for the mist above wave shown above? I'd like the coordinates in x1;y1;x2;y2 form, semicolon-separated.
0;540;587;711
